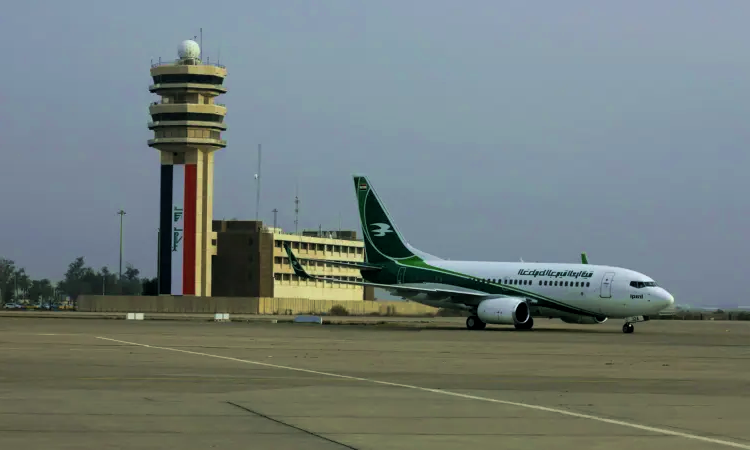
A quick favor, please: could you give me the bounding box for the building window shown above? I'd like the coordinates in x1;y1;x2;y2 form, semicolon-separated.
211;239;217;246
274;273;282;280
275;240;282;248
274;257;281;264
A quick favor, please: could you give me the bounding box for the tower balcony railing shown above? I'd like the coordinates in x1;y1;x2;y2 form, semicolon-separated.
147;120;227;130
150;101;226;107
148;137;227;147
151;60;226;69
149;83;227;94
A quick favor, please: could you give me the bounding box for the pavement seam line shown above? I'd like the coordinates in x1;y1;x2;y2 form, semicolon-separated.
95;336;750;449
226;401;359;449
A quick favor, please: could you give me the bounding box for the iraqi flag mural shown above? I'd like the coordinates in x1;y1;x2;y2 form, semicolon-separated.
171;165;185;295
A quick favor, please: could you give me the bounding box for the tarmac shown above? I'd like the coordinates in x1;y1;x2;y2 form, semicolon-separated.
0;316;749;450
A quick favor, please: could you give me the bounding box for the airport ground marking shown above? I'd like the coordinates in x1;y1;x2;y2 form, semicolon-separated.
95;336;750;449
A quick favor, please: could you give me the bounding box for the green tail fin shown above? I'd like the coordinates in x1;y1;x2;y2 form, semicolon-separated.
284;243;312;279
581;252;589;264
353;175;416;264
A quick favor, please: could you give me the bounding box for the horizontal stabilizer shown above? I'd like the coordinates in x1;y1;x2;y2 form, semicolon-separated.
293;256;382;271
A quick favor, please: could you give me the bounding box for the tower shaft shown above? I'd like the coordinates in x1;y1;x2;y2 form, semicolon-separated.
149;40;227;297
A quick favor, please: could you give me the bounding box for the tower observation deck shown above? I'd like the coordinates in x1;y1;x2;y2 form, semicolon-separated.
149;39;227;297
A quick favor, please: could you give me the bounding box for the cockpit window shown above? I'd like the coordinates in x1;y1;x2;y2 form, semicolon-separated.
630;281;657;289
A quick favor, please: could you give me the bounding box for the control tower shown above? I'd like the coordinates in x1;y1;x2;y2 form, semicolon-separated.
148;40;227;297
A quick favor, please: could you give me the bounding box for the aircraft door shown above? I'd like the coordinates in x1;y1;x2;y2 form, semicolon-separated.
397;267;406;284
600;272;615;298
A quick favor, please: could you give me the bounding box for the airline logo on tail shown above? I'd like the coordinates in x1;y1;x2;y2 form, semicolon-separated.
370;223;393;237
291;258;304;272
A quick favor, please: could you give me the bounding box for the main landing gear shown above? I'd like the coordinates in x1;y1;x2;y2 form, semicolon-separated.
622;315;650;334
466;315;486;330
514;317;534;331
465;316;535;330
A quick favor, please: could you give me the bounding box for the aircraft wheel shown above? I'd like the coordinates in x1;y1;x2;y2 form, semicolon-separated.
622;323;634;334
514;317;534;330
466;316;485;330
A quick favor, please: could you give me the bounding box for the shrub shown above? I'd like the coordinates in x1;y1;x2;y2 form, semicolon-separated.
329;305;349;316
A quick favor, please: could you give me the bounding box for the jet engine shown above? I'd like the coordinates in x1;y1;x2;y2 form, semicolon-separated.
559;314;607;325
477;297;531;325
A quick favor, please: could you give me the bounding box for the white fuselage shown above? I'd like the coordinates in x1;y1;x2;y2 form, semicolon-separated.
400;260;674;319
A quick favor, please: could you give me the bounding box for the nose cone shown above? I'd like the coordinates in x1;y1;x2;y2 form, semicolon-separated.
657;288;674;309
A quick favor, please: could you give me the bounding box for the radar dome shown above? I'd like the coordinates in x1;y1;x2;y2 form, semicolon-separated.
178;40;201;59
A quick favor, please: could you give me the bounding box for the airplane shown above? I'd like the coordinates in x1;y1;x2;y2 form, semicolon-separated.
283;175;675;334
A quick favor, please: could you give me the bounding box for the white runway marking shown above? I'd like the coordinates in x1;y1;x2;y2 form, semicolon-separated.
95;336;750;449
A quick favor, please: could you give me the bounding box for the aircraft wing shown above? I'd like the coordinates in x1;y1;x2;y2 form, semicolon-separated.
284;244;492;304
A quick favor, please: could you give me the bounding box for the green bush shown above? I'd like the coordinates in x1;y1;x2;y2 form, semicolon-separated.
329;305;349;316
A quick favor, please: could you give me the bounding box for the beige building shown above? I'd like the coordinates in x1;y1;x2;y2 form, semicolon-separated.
211;220;375;301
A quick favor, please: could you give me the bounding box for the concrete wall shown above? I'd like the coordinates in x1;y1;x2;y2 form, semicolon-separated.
77;295;439;316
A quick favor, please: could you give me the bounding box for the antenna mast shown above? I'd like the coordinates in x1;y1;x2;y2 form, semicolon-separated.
200;28;203;60
255;144;261;222
294;183;300;235
272;208;278;230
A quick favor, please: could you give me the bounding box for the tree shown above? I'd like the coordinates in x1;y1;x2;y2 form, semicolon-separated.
2;255;152;303
121;263;142;295
0;258;16;304
141;277;158;296
29;279;44;302
99;266;118;295
60;257;94;300
29;278;55;306
15;268;30;301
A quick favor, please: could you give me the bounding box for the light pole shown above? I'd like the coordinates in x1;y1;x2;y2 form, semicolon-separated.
157;228;161;295
117;210;126;291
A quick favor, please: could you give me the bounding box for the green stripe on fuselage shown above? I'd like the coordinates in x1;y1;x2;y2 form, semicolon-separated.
365;257;602;318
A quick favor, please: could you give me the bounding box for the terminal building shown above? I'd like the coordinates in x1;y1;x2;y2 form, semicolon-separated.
211;220;375;301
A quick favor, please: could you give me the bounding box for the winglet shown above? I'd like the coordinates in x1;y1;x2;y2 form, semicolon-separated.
284;243;313;279
581;252;588;264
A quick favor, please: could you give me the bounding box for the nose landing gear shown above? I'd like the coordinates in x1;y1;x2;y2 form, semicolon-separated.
622;315;649;334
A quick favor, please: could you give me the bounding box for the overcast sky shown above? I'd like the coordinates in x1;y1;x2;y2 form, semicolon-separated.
1;0;749;306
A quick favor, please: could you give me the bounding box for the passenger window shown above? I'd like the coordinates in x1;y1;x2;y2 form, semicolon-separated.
586;282;590;287
575;282;579;287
